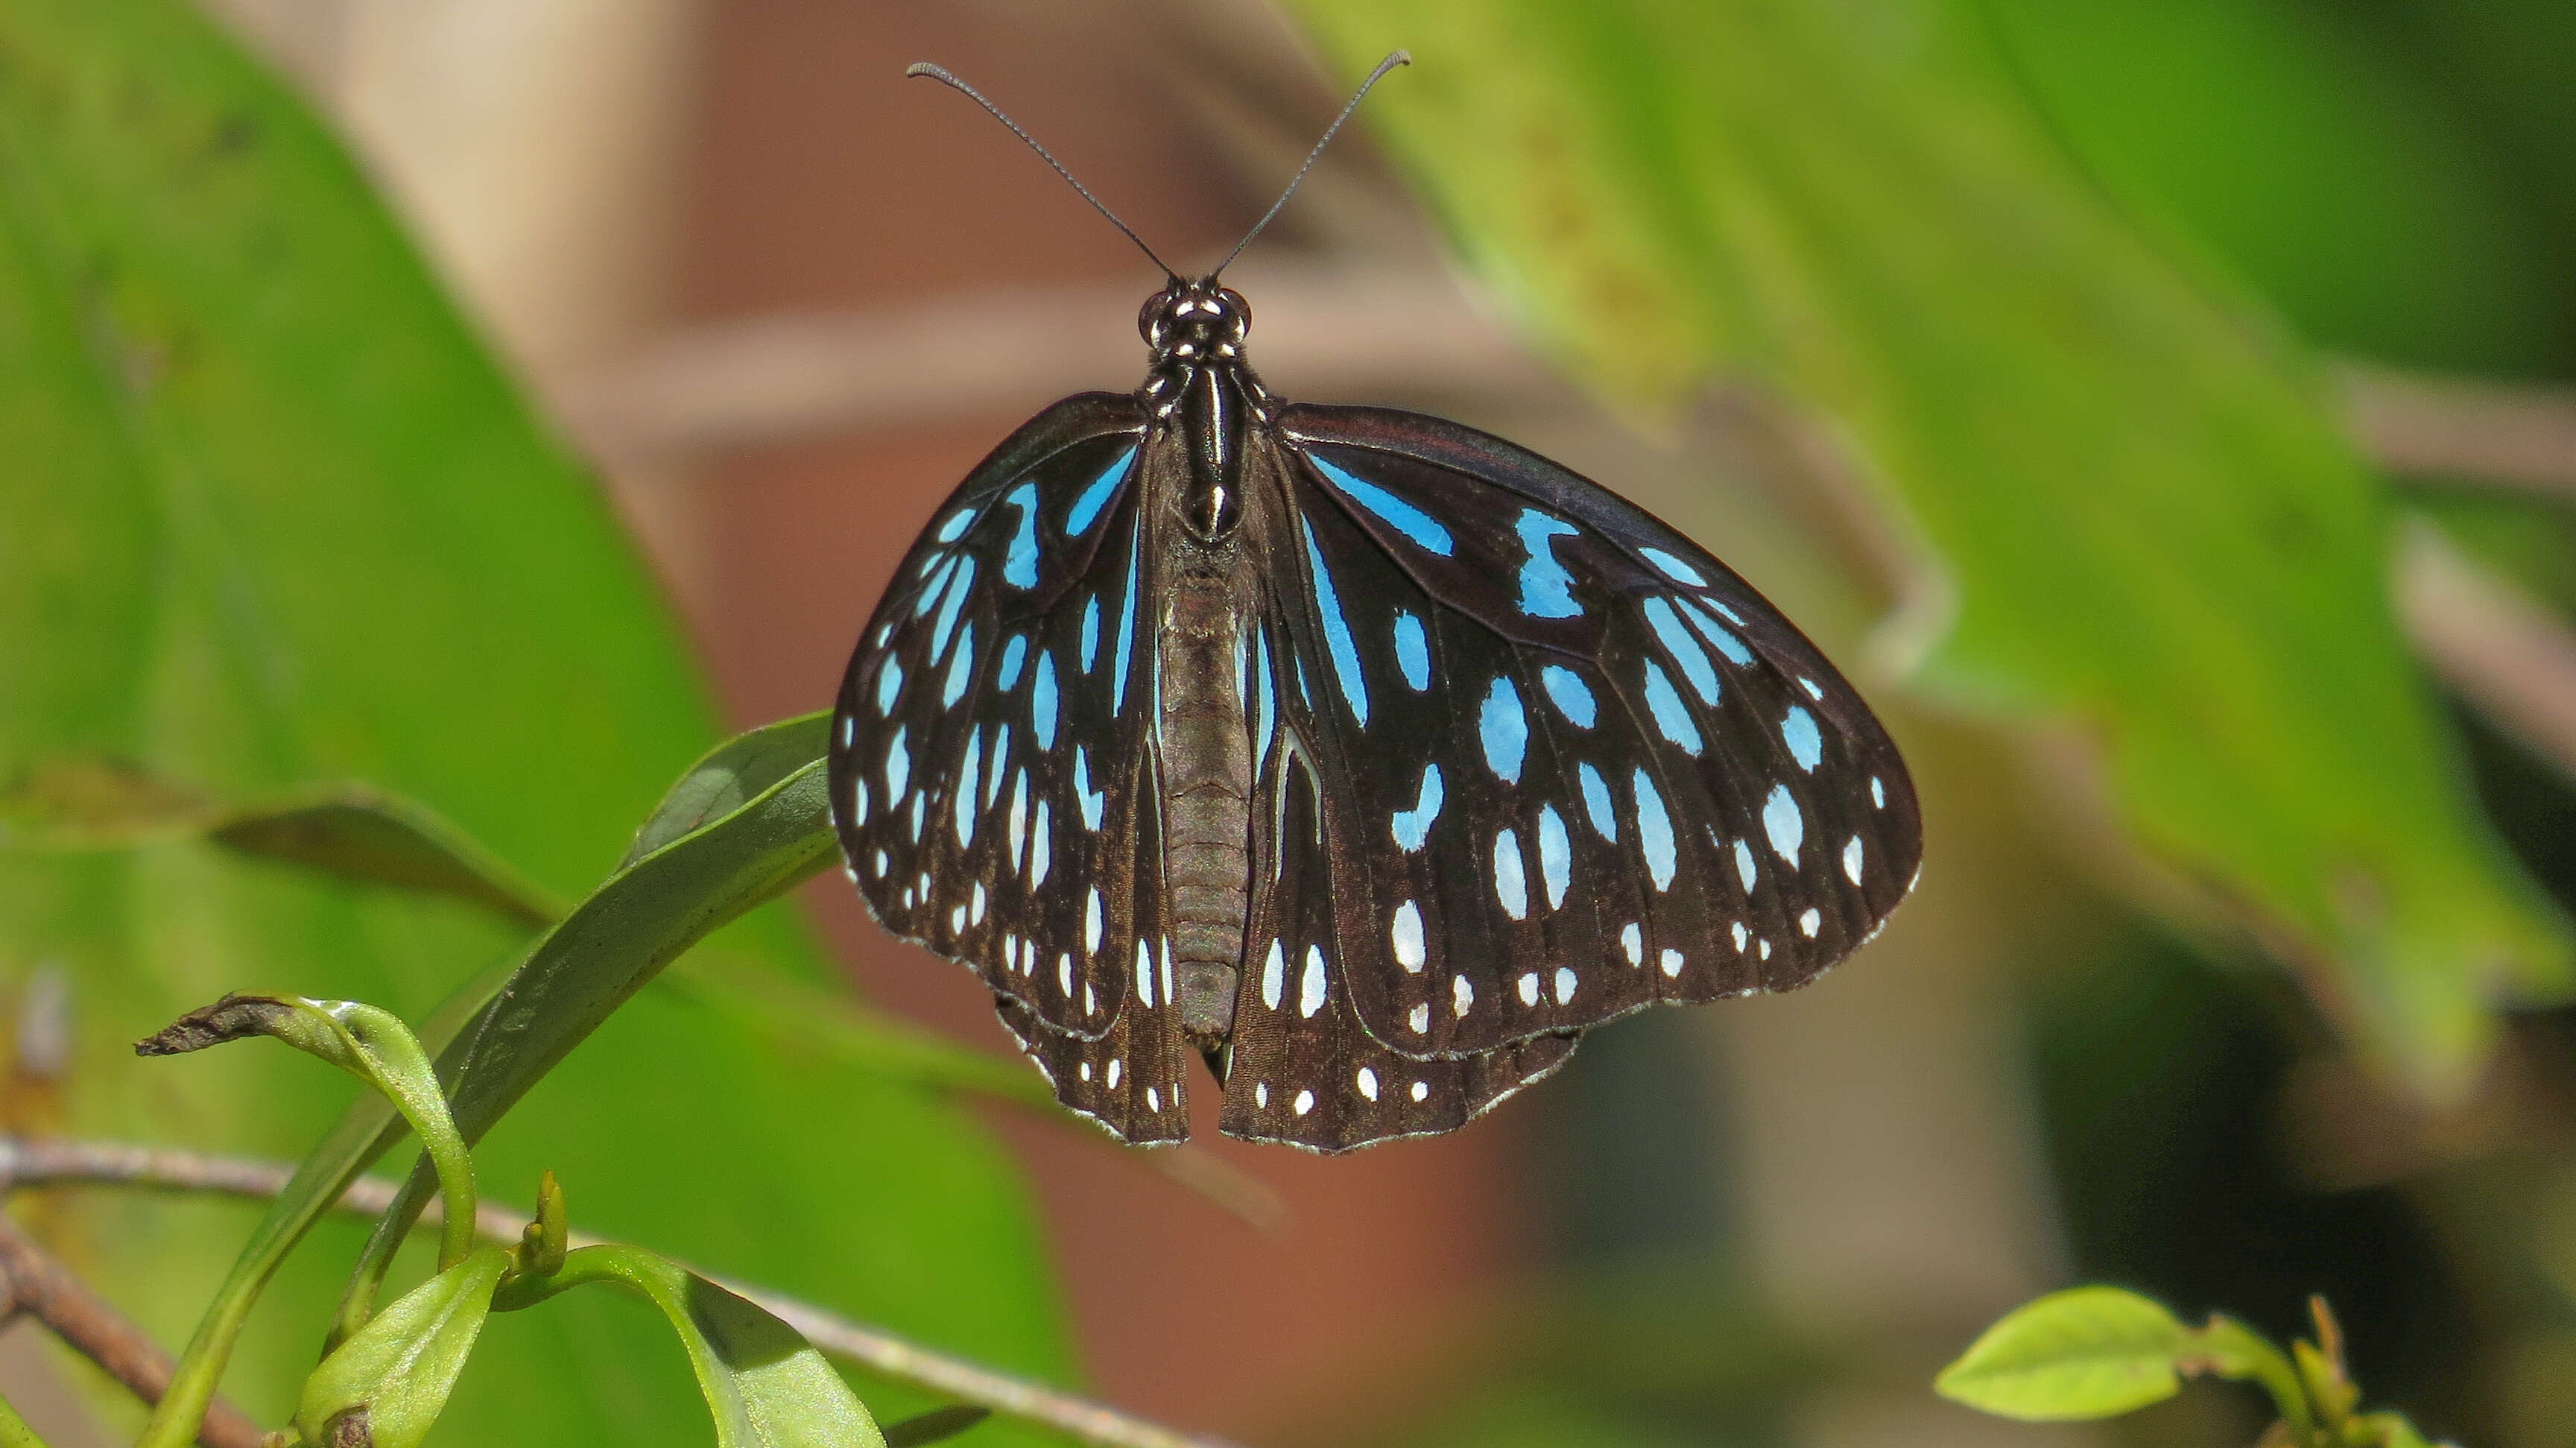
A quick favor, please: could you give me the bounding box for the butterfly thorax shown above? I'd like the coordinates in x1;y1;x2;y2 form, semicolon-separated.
1138;280;1272;544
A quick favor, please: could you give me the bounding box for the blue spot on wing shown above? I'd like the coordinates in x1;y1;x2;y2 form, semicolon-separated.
1641;546;1707;587
1080;594;1101;672
1579;762;1618;841
1392;763;1443;850
942;623;978;706
1640;660;1703;756
1513;510;1583;618
874;657;903;715
914;554;961;618
1075;748;1106;829
1781;706;1823;771
1540;665;1596;727
1480;677;1528;783
1064;446;1135;536
1000;484;1040;588
1252;627;1276;755
1031;653;1059;748
996;633;1028;690
1537;806;1572;909
932;508;975;543
1633;768;1677;891
1393;611;1430;692
1309;454;1455;556
1763;784;1804;861
1302;519;1370;725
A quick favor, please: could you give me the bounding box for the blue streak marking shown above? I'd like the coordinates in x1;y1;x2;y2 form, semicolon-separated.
1641;660;1702;755
1538;806;1572;909
1392;763;1443;851
1633;768;1677;891
1076;748;1106;830
1493;829;1527;920
1302;519;1369;724
1683;598;1755;665
914;553;960;617
1111;527;1141;712
1735;839;1757;892
1031;653;1060;748
1479;676;1528;783
996;633;1028;690
1641;546;1707;586
928;558;976;662
955;731;983;844
1513;510;1583;619
1253;629;1276;758
1763;784;1804;862
1782;706;1822;771
1393;611;1430;692
1000;484;1040;588
1080;595;1101;671
932;507;975;543
1310;454;1454;555
1579;762;1617;841
1065;446;1134;535
1644;597;1721;703
1540;665;1595;727
942;623;978;706
874;657;903;715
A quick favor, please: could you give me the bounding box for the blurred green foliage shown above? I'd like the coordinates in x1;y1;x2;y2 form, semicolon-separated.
0;0;1070;1441
1285;0;2569;1098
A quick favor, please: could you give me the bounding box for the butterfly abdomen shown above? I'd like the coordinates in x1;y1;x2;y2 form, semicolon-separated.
1156;551;1255;1051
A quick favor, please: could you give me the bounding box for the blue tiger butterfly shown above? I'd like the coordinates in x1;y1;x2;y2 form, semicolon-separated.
828;53;1920;1152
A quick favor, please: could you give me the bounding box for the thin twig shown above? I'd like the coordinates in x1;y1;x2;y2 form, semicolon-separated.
2344;363;2576;499
2394;519;2576;782
0;1213;265;1448
0;1137;1241;1448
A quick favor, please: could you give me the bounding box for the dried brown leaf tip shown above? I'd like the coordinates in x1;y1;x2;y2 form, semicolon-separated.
134;994;294;1056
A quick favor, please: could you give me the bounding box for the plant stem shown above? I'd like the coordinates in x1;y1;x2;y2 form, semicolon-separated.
1;1136;1241;1448
0;1215;264;1448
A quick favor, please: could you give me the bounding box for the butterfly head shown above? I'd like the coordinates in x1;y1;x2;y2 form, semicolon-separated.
1141;281;1251;366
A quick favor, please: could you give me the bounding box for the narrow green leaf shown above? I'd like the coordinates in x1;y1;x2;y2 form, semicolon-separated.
1285;0;2572;1095
296;1245;510;1448
1934;1287;2190;1420
135;993;478;1268
501;1245;885;1448
624;712;830;867
882;1405;990;1448
0;757;561;928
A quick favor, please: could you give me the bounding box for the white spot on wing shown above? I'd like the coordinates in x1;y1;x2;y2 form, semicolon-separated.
1294;1089;1315;1116
1659;948;1684;978
1408;1002;1430;1033
1452;976;1474;1017
1300;946;1327;1018
1621;921;1642;966
1392;900;1425;970
1800;908;1822;938
1262;940;1285;1011
1844;835;1865;884
1356;1066;1379;1101
1517;972;1539;1007
1553;967;1577;1004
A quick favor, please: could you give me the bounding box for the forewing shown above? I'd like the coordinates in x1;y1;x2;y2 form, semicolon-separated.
1247;403;1921;1062
829;393;1167;1047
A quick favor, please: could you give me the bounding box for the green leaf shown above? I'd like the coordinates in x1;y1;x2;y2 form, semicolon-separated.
881;1406;990;1448
499;1245;885;1448
136;993;478;1270
1934;1287;2191;1420
0;0;1069;1441
297;1245;511;1448
2180;1314;2312;1440
1285;0;2572;1095
0;756;563;929
624;712;831;867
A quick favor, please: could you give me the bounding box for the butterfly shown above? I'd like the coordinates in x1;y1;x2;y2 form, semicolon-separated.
826;54;1920;1152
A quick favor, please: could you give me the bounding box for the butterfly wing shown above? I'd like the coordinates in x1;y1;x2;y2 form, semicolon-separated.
1235;403;1920;1073
829;393;1182;1087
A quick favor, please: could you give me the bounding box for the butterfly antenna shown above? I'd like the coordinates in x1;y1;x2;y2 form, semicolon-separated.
1214;49;1411;276
906;62;1180;280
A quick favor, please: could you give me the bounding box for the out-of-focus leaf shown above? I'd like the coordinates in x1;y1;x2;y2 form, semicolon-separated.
0;0;1069;1441
499;1245;885;1448
624;712;830;867
0;1391;44;1448
1935;1287;2189;1419
1286;0;2571;1095
0;756;562;928
297;1245;510;1448
880;1405;989;1448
